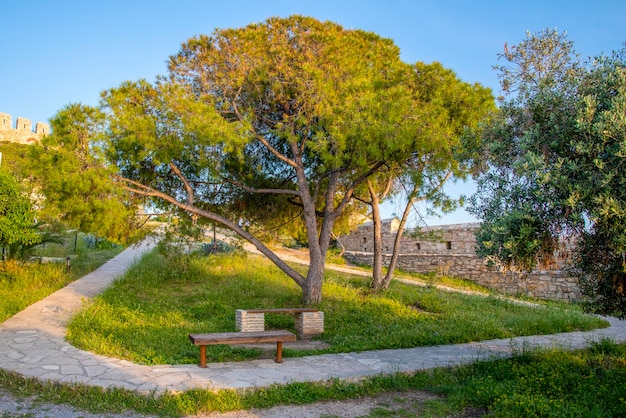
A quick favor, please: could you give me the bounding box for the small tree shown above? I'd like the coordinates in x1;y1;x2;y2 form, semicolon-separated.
30;104;142;244
364;62;495;290
0;170;40;259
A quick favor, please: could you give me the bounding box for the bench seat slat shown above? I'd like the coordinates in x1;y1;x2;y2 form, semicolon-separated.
242;308;318;314
189;330;296;345
189;330;296;367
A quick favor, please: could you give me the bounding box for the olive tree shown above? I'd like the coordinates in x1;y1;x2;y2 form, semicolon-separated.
468;29;626;317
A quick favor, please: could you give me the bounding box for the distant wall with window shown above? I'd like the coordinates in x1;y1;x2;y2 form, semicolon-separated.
340;219;581;301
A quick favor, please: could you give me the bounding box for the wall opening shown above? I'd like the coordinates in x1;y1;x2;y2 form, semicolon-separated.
446;241;452;250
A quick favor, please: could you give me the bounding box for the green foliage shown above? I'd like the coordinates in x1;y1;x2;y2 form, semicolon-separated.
573;224;626;318
0;169;40;255
2;228;64;262
475;210;558;271
67;250;604;365
198;240;237;255
96;15;495;303
30;103;143;244
428;340;626;417
0;142;33;180
468;29;626;315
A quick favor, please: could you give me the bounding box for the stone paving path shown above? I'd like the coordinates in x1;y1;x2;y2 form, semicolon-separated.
2;237;626;395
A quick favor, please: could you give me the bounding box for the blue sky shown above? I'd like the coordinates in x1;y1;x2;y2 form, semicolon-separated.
1;0;624;224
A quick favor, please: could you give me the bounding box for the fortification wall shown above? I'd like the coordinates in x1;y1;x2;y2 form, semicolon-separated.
0;112;49;145
341;220;581;301
341;219;479;255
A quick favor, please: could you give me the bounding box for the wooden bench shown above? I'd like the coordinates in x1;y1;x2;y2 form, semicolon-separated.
188;330;296;368
236;308;324;339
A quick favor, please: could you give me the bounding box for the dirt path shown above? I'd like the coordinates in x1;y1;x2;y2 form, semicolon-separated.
0;387;486;417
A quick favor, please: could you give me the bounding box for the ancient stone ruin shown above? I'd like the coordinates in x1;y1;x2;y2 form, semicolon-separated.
340;218;581;301
0;112;49;145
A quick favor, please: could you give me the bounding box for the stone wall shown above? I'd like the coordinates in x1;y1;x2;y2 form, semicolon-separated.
341;220;581;301
0;112;49;145
340;219;479;255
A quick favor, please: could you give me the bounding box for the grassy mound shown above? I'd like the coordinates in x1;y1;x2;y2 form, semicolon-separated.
67;249;607;365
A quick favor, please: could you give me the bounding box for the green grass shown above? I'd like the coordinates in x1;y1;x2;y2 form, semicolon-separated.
423;337;626;417
2;246;623;417
66;249;607;365
0;237;123;323
2;339;625;417
397;270;496;294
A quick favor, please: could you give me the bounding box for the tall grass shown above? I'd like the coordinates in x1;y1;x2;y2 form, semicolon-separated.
67;250;607;365
0;236;122;322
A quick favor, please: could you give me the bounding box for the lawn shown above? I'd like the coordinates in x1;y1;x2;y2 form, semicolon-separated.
2;245;624;417
66;249;607;365
0;232;123;323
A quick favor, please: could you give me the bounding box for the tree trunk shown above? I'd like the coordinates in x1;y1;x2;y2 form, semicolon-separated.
380;185;419;289
293;144;327;304
368;179;385;290
303;254;325;304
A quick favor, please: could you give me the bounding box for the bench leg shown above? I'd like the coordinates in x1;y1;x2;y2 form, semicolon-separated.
275;341;283;363
199;345;207;368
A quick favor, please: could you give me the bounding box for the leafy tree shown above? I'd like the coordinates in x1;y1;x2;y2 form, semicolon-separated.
0;142;32;178
100;16;434;304
362;62;495;290
0;169;40;259
468;29;626;316
30;104;142;243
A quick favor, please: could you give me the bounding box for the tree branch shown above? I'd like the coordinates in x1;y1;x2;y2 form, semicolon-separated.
352;195;371;205
409;170;453;203
253;131;299;169
169;162;194;206
223;178;300;196
286;197;326;217
334;160;387;216
230;96;298;169
115;175;306;287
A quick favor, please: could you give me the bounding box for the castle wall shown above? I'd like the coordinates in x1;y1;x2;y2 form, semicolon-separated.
0;112;49;145
341;219;479;254
341;220;581;301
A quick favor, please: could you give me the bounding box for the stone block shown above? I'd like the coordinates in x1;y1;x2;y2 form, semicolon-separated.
295;311;324;339
235;310;265;332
